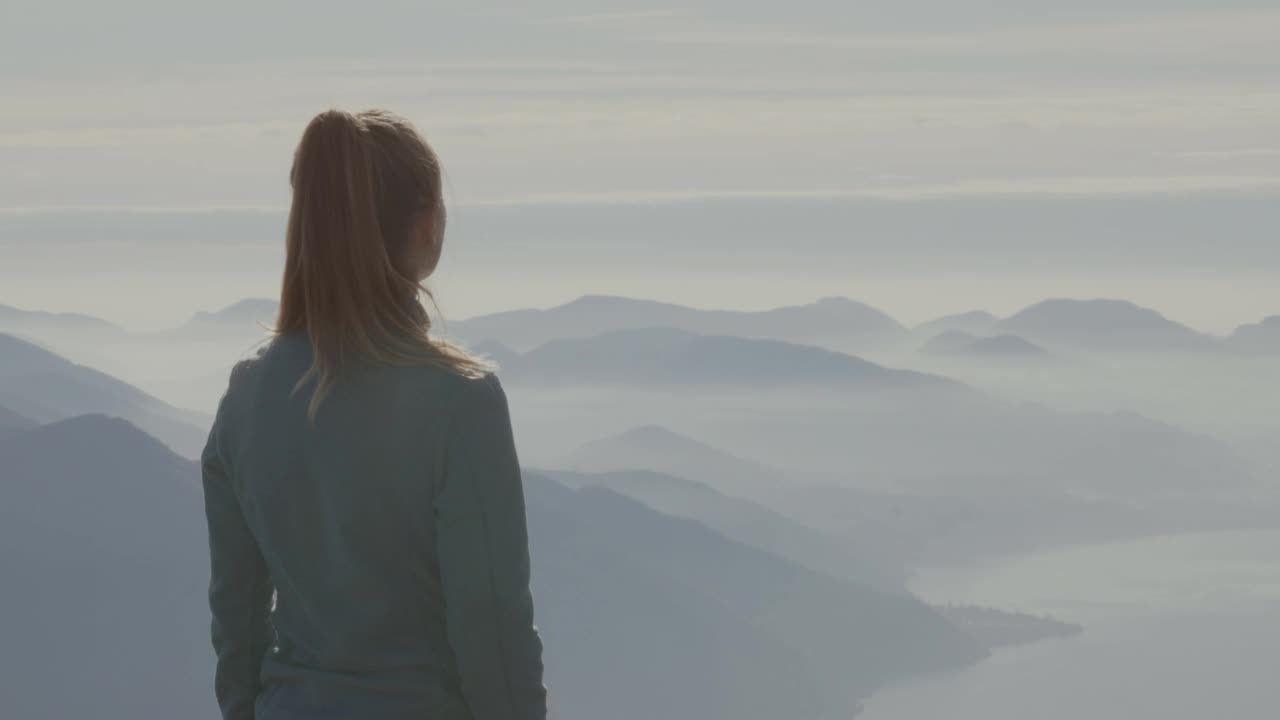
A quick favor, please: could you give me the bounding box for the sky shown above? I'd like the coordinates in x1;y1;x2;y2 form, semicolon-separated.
1;1;1277;332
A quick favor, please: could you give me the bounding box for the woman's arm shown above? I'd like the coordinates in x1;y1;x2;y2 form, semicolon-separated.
435;374;547;720
201;410;275;720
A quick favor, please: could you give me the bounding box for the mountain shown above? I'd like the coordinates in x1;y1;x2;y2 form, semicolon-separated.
913;310;1001;337
919;329;979;354
968;335;1050;356
525;472;983;720
0;302;125;338
1229;316;1280;353
166;298;278;339
502;327;961;390
0;302;263;415
601;386;1256;504
0;411;983;720
0;332;209;456
0;304;128;369
999;299;1215;351
920;330;1049;358
496;327;1248;501
452;294;906;351
0;404;38;431
469;339;521;369
0;416;215;720
557;424;786;498
543;467;906;591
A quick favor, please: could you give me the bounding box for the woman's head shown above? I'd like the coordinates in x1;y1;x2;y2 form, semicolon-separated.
278;108;488;418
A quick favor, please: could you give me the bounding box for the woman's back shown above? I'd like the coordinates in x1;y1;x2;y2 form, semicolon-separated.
202;332;546;719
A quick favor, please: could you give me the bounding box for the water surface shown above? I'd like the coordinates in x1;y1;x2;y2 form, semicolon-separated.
862;529;1280;720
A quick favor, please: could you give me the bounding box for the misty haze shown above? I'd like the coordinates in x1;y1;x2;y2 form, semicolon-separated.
2;1;1279;719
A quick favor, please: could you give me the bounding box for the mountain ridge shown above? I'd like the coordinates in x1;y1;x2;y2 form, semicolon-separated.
502;326;965;390
0;332;209;456
453;293;906;351
999;298;1217;350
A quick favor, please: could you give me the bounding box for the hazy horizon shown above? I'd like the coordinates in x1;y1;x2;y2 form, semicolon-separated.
2;1;1276;331
3;194;1277;334
1;279;1273;338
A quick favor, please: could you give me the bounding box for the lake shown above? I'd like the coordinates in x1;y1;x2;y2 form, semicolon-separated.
860;529;1280;720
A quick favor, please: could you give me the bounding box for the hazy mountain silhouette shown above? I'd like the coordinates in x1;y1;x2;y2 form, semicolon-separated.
0;415;214;720
0;304;129;372
920;330;1050;358
612;387;1256;503
919;330;979;354
164;298;277;339
0;303;261;414
0;302;125;338
543;467;906;592
557;424;785;498
491;328;1248;500
0;332;208;456
469;338;522;369
1229;316;1280;354
913;310;1001;337
524;472;983;720
968;335;1050;356
453;294;906;351
0;412;985;720
501;327;961;390
999;299;1216;351
0;403;38;430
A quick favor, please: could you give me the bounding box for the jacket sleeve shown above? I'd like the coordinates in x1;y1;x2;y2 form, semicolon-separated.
434;374;547;720
201;405;275;720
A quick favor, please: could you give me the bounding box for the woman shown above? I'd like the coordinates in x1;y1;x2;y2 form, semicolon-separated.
200;109;547;720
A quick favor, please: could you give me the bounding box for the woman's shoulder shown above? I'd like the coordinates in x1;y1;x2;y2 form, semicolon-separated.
447;369;505;404
443;370;510;426
214;334;308;416
223;334;290;388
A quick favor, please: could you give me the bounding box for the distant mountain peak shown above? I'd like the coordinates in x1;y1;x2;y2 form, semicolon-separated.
1235;315;1280;331
559;294;678;310
507;325;962;390
190;298;278;322
470;339;521;368
920;329;1049;358
913;310;1001;337
949;310;998;322
1001;298;1211;350
1013;298;1165;323
220;297;277;313
456;295;906;351
559;423;786;497
813;296;858;307
1229;314;1280;353
969;334;1050;356
616;424;709;447
578;423;760;463
0;331;207;455
4;412;190;474
933;329;979;343
165;298;279;340
0;303;122;333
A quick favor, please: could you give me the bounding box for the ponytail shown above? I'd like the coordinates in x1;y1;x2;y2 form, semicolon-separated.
278;109;490;421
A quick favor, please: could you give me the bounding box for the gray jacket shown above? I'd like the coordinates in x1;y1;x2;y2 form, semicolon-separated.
201;332;546;720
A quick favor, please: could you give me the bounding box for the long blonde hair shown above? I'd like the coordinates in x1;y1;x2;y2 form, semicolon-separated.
277;108;489;419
